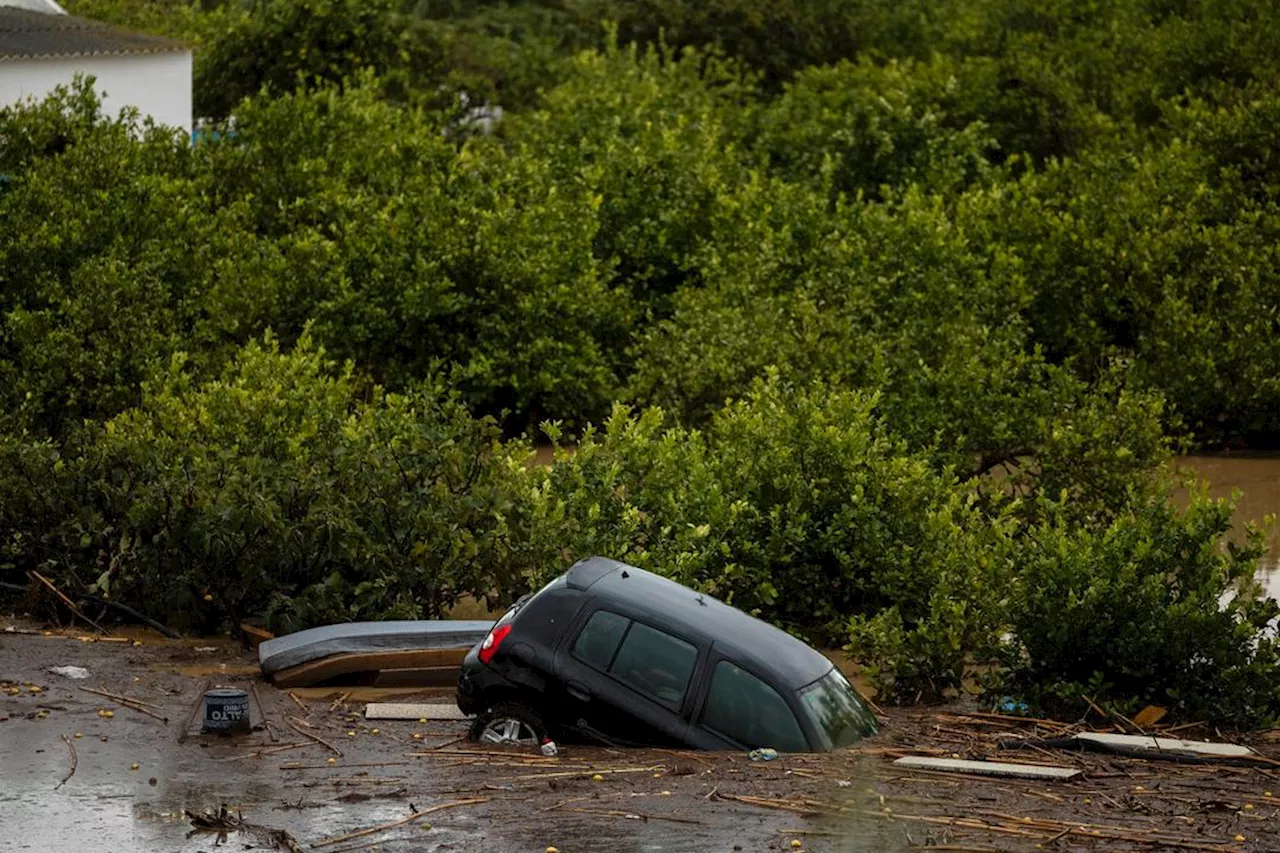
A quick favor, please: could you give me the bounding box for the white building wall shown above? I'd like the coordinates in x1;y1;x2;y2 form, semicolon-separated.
0;50;192;134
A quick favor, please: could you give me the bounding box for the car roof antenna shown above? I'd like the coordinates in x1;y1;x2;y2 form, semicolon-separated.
620;570;629;579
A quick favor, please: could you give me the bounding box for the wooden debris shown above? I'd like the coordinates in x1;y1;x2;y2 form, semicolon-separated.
55;733;77;790
177;680;211;743
79;685;160;708
240;622;275;650
220;742;315;762
893;757;1081;781
186;805;304;853
28;570;105;634
288;714;314;729
862;810;1244;851
78;686;169;723
287;692;309;714
960;711;1072;730
281;760;412;770
502;766;664;782
713;792;831;816
405;747;559;760
429;735;466;751
286;717;343;757
310;798;488;848
565;806;702;825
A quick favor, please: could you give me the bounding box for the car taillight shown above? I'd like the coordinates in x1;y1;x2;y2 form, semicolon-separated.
477;623;512;665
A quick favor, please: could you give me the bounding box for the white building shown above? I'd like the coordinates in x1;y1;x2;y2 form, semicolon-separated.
0;5;191;133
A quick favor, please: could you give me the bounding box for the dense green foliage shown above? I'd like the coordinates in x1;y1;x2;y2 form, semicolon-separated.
2;0;1278;725
999;488;1280;725
0;336;521;633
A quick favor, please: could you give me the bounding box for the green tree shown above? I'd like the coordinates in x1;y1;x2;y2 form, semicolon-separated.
997;485;1280;728
509;377;1008;700
0;335;522;633
500;39;759;306
193;0;446;118
0;83;276;436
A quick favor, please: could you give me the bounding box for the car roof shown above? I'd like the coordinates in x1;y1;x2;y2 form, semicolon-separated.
564;556;834;691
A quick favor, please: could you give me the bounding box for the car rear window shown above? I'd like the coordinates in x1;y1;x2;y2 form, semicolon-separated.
610;622;697;708
700;661;807;752
798;667;878;749
505;574;563;625
571;609;629;669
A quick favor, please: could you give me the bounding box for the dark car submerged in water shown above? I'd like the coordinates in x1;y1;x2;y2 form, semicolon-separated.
457;557;877;752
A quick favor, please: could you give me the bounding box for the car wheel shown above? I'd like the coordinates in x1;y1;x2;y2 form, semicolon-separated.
469;702;548;746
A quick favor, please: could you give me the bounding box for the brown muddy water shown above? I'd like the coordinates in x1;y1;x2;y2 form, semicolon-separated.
1175;454;1280;599
0;630;909;853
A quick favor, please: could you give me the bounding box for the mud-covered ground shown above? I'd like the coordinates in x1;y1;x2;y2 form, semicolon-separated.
3;621;1278;853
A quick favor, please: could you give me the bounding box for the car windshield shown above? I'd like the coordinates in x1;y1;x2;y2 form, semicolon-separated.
797;667;877;750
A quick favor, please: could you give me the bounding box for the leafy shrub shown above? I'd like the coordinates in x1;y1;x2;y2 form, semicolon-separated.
962;139;1280;441
0;335;521;633
0;83;276;436
583;0;946;85
628;182;1065;470
193;0;446;118
510;377;1006;698
202;81;630;428
754;58;997;199
501;39;759;305
995;485;1280;728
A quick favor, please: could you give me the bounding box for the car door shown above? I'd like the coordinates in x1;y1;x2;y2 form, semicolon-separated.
553;607;699;747
689;651;813;752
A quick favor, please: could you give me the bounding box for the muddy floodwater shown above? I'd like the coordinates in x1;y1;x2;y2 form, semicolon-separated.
1176;454;1280;599
0;632;916;853
4;630;1278;853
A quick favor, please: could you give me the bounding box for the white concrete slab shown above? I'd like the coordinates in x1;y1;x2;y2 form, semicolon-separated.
1075;732;1255;758
364;703;469;721
894;756;1081;780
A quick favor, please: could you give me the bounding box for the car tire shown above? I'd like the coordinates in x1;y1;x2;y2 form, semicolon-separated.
469;702;548;746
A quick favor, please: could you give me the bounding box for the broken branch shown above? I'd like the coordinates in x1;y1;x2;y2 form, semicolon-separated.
78;685;160;708
565;807;702;825
55;733;77;790
78;686;169;723
28;570;105;634
310;798;488;848
286;717;342;757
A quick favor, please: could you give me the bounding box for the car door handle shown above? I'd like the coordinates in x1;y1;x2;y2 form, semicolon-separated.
566;681;592;702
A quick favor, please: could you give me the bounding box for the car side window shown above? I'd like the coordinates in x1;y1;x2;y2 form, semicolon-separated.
571;610;629;670
700;661;808;752
609;622;697;708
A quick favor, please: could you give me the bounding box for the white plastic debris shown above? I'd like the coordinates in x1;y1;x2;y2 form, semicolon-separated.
893;756;1081;780
364;703;468;721
1074;732;1255;759
49;665;89;680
